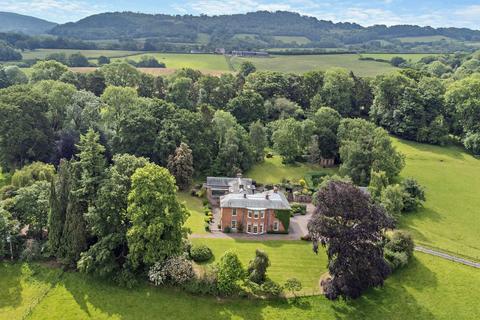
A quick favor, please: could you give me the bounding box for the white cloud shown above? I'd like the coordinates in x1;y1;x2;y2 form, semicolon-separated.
0;0;104;22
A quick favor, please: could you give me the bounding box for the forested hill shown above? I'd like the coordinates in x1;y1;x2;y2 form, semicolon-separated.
0;12;57;35
50;11;480;45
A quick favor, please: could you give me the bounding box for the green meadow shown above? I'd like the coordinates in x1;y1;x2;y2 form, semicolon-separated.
394;138;480;260
230;54;397;77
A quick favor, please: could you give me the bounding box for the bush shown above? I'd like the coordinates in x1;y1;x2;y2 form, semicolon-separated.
260;279;283;297
401;178;426;212
290;203;307;216
204;223;210;232
223;226;231;233
183;268;219;296
384;230;415;271
190;244;213;262
247;249;270;284
284;278;302;298
148;255;195;286
216;250;245;296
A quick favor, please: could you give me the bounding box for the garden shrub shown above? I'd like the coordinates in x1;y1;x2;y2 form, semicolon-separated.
223;226;231;233
183;268;219;296
189;244;213;262
260;279;283;297
148;255;195;286
216;250;245;296
247;249;270;284
290;203;307;216
204;223;210;232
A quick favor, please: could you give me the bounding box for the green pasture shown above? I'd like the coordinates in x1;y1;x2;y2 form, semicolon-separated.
394;138;480;260
230;54;397;77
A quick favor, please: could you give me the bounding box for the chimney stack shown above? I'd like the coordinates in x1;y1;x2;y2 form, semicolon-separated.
243;193;247;198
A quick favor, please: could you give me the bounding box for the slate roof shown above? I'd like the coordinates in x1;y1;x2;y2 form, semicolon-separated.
206;177;253;189
220;190;291;210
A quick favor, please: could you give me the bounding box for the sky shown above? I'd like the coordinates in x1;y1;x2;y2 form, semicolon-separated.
2;0;480;29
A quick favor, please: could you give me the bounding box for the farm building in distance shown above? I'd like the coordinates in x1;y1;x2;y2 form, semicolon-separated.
231;50;270;57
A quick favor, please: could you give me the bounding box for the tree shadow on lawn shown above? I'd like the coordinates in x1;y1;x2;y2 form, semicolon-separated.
54;271;312;320
330;256;438;319
0;262;23;310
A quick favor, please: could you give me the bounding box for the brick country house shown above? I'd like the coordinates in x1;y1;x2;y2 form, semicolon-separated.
206;174;291;235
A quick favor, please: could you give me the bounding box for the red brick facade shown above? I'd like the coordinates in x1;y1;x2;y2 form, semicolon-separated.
220;207;287;234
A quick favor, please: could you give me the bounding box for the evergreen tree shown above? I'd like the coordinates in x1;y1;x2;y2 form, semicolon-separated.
76;129;106;207
47;159;70;256
249;121;267;163
61;163;87;267
167;143;194;191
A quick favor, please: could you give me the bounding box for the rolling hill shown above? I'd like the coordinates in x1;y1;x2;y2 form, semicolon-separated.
0;12;57;35
50;11;480;46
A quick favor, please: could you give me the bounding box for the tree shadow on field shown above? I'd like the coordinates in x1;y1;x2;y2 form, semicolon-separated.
330;256;438;319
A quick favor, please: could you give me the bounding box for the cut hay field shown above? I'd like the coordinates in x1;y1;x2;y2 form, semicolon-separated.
230;54;397;77
21;49;141;60
394;138;480;260
2;252;479;320
113;53;231;72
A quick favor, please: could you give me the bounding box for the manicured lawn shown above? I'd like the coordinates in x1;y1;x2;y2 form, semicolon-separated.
190;238;328;295
394;138;480;260
2;252;479;320
177;191;208;235
114;53;231;72
230;54;397;77
247;155;336;184
21;49;141;60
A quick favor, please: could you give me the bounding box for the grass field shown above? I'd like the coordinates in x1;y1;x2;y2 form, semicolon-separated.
273;36;311;45
177;191;208;235
113;53;231;72
21;49;141;60
2;252;479;320
247;155;336;184
230;54;397;77
359;53;440;62
395;36;453;43
191;238;327;294
394;138;480;260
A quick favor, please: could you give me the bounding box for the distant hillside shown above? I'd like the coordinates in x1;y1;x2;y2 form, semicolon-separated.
50;11;480;45
0;12;57;35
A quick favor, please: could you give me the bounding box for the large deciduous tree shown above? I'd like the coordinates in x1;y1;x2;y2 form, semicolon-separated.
308;181;394;300
337;118;405;185
126;163;189;270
